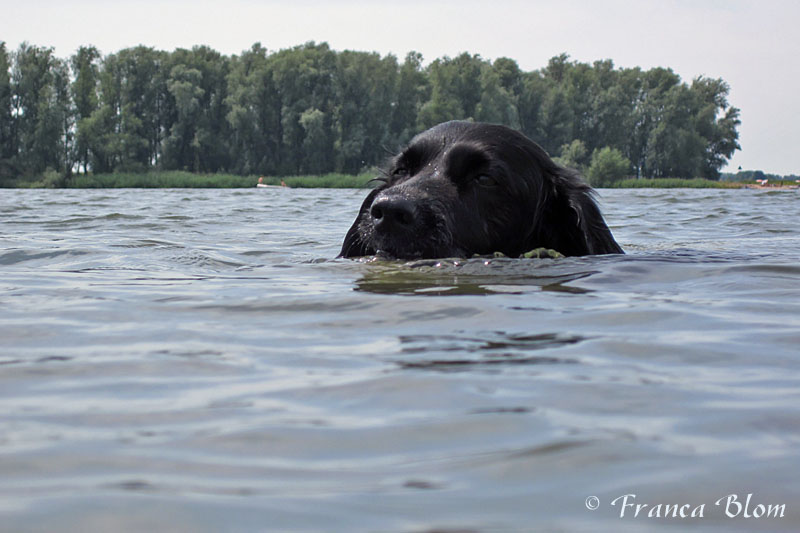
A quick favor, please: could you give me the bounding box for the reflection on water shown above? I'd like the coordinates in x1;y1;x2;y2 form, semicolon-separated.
1;188;800;531
353;256;598;295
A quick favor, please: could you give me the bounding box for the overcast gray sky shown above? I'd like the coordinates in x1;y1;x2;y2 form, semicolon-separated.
3;0;798;175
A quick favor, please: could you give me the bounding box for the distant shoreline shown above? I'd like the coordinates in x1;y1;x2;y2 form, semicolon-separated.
2;171;798;190
740;183;800;190
2;171;375;189
613;178;799;190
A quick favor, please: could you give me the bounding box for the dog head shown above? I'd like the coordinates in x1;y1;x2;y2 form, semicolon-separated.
340;121;622;259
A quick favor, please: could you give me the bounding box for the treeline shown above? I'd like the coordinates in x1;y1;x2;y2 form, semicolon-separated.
0;41;741;186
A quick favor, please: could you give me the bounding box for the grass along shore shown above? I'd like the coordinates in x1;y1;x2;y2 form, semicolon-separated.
612;178;798;189
612;178;741;189
63;171;375;189
5;171;797;189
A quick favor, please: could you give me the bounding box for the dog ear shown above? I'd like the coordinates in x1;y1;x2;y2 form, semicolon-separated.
552;167;623;255
338;188;379;258
563;178;624;255
527;163;623;256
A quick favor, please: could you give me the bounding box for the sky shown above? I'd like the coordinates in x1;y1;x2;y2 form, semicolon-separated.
3;0;799;175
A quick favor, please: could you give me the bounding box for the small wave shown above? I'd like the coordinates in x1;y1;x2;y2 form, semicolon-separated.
397;354;576;370
169;250;248;270
112;239;183;249
394;331;585;371
721;263;800;277
50;213;145;225
0;249;90;266
159;215;193;221
399;331;586;354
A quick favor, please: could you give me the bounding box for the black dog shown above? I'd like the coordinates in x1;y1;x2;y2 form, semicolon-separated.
340;121;622;259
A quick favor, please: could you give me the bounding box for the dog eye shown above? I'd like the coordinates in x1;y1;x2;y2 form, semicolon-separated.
475;174;497;187
392;167;409;178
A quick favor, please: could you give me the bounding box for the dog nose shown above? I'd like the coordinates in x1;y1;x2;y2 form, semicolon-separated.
370;196;416;231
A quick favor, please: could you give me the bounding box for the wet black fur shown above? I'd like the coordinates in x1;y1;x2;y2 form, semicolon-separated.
339;121;623;259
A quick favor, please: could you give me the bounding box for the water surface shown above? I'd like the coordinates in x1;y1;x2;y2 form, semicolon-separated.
1;188;799;531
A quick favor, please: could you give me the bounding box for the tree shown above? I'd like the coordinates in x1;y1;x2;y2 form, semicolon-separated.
543;53;570;83
493;57;523;96
0;42;14;182
475;61;519;128
644;83;707;178
389;51;428;147
81;46;169;173
109;47;159;170
417;58;465;129
0;42;744;184
587;146;631;187
71;46;100;173
299;107;328;174
563;61;595;146
592;67;641;166
164;64;205;171
517;72;547;144
270;42;337;174
179;45;232;172
691;77;740;179
51;58;74;179
630;67;681;177
226;43;281;175
554;139;588;172
10;43;71;178
418;53;485;129
333;50;397;173
537;85;573;155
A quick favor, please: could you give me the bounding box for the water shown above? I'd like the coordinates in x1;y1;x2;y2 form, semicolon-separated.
1;187;799;532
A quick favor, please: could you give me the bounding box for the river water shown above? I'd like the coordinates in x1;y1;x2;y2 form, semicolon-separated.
1;187;799;532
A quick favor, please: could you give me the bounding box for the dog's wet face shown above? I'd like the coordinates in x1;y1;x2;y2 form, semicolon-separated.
340;121;623;260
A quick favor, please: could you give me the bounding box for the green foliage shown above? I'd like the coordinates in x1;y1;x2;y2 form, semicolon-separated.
0;42;15;185
6;43;73;179
70;46;100;174
554;139;588;171
225;43;281;176
587;147;631;187
1;43;746;187
475;59;520;128
389;52;429;146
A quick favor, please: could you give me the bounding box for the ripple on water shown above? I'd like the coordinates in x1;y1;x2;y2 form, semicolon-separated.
1;188;800;531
